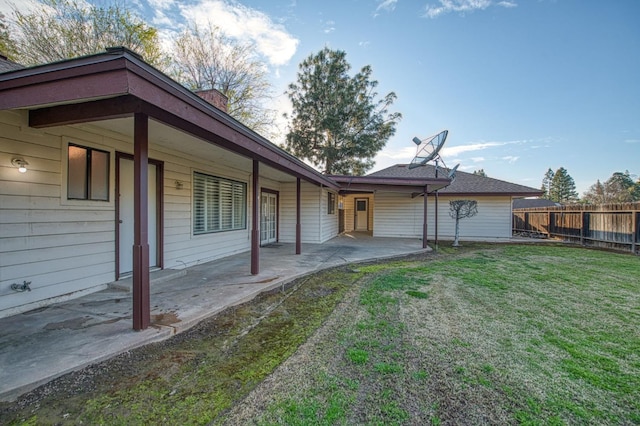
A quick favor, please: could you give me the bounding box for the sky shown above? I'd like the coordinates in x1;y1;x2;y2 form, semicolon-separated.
2;0;639;194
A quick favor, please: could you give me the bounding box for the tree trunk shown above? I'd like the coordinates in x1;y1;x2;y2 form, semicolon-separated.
453;213;460;247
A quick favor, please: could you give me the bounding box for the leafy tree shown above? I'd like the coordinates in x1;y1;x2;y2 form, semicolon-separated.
473;169;487;177
449;200;478;247
8;0;166;68
0;12;17;60
171;23;276;136
583;171;639;204
549;167;578;203
541;168;554;199
582;179;607;204
285;47;401;175
605;171;639;202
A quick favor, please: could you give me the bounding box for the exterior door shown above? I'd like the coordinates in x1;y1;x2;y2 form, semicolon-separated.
355;198;368;231
118;157;158;276
260;191;277;245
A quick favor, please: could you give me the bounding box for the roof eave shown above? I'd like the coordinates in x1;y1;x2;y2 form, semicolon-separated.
0;49;339;190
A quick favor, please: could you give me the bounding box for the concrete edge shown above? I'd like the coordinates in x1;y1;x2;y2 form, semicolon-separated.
1;246;431;402
0;327;174;402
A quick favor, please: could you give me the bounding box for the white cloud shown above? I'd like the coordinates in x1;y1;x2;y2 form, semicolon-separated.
179;0;299;66
441;140;522;157
370;146;416;172
323;20;335;33
471;156;485;162
424;0;517;18
624;139;639;144
359;41;371;48
377;146;418;161
0;0;42;17
147;0;175;11
376;0;398;13
501;155;519;163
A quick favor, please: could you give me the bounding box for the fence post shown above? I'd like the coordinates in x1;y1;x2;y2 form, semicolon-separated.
581;211;586;246
633;210;638;255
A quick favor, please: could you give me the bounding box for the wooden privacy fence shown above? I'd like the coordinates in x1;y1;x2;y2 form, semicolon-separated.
513;202;640;254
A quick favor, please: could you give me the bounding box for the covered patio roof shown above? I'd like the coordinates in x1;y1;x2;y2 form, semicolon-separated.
0;47;339;190
330;174;452;194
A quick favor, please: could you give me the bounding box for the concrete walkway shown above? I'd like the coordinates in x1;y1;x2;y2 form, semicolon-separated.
0;233;428;402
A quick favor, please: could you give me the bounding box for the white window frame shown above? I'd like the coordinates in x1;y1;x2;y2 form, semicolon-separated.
193;171;247;234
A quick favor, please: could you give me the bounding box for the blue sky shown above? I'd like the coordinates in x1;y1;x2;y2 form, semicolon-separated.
2;0;639;194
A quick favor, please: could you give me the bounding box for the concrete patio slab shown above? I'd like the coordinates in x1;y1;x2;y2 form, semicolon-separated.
0;233;428;402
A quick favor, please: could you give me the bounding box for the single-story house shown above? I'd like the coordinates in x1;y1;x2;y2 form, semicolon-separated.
0;48;452;328
329;164;542;240
0;48;540;328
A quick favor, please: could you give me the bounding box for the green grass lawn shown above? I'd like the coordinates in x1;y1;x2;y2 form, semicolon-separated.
2;244;638;425
243;244;640;425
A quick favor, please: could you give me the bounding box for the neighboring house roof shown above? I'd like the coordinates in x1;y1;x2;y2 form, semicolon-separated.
368;164;543;197
0;55;24;73
513;198;562;209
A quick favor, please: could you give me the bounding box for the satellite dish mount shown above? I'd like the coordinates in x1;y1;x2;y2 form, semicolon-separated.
409;129;448;169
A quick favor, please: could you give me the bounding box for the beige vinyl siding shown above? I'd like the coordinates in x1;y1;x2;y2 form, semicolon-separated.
279;181;322;243
374;192;423;237
320;189;339;242
342;195;373;232
433;195;513;240
374;192;513;240
0;111;287;317
1;111;118;316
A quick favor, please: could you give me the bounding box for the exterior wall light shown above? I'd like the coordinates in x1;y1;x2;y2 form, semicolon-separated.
11;157;28;173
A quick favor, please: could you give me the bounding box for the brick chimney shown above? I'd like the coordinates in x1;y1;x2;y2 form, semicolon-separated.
195;88;228;113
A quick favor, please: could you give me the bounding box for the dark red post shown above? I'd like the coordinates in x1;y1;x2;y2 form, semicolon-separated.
296;178;301;255
133;112;150;330
422;185;428;249
251;159;259;275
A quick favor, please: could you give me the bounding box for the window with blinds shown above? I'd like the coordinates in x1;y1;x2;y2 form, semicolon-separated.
193;172;247;234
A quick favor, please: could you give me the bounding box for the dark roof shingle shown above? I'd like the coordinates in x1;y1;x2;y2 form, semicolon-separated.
513;198;561;209
0;56;24;73
368;164;543;196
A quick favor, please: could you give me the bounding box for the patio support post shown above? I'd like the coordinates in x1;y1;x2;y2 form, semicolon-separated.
132;112;150;331
251;159;260;275
296;177;301;255
423;185;428;249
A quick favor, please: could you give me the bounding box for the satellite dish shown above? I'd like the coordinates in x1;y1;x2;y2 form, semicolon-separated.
448;163;460;181
408;130;448;169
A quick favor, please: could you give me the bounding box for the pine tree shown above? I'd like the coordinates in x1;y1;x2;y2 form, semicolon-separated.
541;168;554;199
549;167;578;203
285;47;401;175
